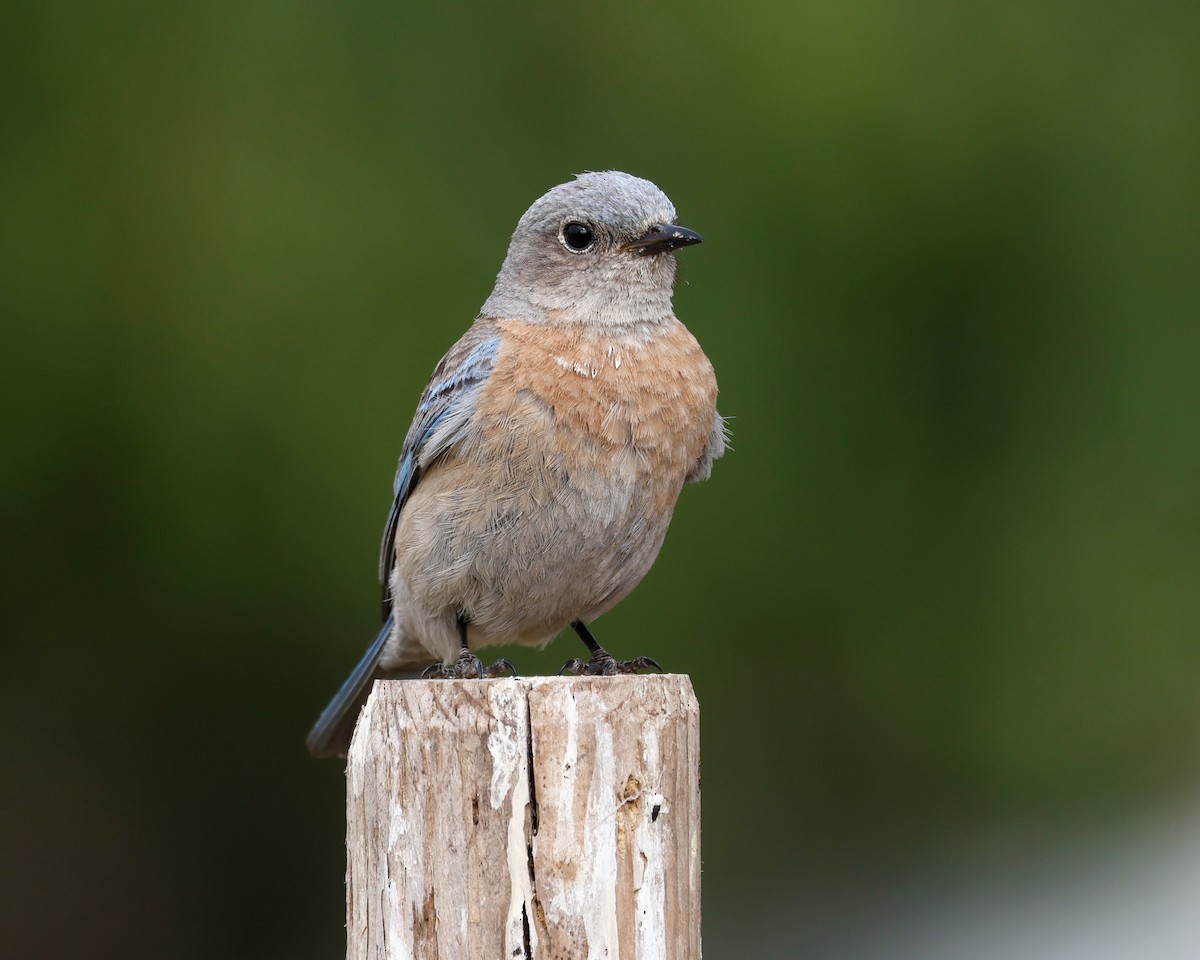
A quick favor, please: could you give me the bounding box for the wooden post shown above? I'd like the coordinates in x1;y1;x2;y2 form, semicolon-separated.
345;675;701;959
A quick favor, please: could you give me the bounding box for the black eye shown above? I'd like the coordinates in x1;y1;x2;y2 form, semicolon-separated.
561;221;594;251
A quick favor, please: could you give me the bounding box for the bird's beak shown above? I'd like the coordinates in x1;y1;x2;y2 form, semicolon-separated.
623;223;704;256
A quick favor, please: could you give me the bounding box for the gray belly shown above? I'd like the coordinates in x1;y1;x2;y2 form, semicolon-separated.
391;453;678;649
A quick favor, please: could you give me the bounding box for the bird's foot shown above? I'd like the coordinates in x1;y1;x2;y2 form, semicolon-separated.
559;651;663;676
422;652;517;680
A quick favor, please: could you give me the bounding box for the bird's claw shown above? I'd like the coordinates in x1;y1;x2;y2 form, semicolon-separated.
422;653;518;680
559;653;663;676
485;658;518;679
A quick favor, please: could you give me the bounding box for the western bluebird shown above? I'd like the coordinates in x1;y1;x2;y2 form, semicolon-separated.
306;171;726;758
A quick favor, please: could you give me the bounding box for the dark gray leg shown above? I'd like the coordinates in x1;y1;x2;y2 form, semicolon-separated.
559;620;663;676
421;614;517;679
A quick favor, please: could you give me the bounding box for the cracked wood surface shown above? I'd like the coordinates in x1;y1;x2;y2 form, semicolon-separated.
345;675;701;959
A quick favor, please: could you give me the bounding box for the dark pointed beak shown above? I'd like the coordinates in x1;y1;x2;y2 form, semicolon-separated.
623;223;704;256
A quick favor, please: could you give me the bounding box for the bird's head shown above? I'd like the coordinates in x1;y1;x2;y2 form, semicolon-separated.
482;171;702;327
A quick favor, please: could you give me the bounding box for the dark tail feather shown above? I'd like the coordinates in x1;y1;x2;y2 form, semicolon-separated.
306;616;428;758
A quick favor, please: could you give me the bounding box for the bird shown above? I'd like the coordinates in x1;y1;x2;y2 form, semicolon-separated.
306;171;726;758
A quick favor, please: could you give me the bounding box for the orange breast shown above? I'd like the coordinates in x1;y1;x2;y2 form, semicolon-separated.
487;318;717;494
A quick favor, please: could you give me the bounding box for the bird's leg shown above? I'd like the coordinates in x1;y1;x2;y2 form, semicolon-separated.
422;614;516;679
559;620;663;676
451;614;484;678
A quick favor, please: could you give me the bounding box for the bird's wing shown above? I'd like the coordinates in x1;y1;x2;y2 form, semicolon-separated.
378;320;502;619
305;322;502;759
686;409;730;484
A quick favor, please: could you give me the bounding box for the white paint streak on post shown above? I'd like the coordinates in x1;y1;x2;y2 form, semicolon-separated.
345;674;701;959
634;726;666;959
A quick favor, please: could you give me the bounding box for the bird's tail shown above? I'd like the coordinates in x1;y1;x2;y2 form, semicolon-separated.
305;616;432;758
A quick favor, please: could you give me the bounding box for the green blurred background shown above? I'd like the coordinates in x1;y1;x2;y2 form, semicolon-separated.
3;1;1198;957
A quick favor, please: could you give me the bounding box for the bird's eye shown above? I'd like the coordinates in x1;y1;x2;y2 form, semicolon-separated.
561;221;595;252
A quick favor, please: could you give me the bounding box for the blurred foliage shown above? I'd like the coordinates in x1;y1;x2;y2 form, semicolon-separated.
2;1;1198;957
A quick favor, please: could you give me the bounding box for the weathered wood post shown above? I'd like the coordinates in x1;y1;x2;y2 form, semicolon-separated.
345;674;701;959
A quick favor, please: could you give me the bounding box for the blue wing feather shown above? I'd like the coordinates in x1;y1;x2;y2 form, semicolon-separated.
308;322;502;757
377;329;500;618
417;337;500;415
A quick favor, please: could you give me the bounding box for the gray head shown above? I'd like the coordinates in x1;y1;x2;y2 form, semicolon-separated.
480;171;702;327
